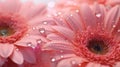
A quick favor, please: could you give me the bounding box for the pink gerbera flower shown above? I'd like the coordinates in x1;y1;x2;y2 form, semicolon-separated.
0;0;46;66
41;2;120;67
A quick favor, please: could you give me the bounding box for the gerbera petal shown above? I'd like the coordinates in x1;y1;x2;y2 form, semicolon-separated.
80;3;97;28
93;3;106;23
64;11;85;31
15;34;41;47
19;0;46;20
43;41;74;51
52;54;76;62
106;0;120;6
0;0;21;13
19;47;36;63
52;26;75;41
104;5;120;33
57;57;86;67
10;49;23;64
47;33;66;41
0;44;14;58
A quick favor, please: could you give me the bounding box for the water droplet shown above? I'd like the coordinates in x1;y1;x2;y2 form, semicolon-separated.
78;64;81;66
60;55;64;58
36;39;42;44
76;10;79;12
58;12;62;15
71;60;76;65
70;14;73;17
96;13;101;17
113;25;116;28
32;27;36;30
16;48;19;51
51;58;56;62
118;29;120;32
27;42;32;47
43;22;48;25
39;28;45;34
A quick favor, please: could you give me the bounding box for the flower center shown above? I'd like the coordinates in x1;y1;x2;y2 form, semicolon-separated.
0;13;28;43
87;39;108;55
0;25;15;36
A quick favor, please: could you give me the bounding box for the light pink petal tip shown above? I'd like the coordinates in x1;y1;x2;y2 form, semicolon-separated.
0;44;14;58
10;49;24;64
65;11;84;31
93;3;106;23
80;3;97;28
105;5;120;35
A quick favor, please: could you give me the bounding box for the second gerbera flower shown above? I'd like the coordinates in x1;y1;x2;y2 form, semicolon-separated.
41;2;120;67
0;0;47;66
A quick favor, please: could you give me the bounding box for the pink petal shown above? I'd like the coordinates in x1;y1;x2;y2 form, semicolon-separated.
10;49;24;65
19;1;46;20
52;26;74;41
57;57;86;67
93;3;106;23
47;33;66;41
104;5;120;33
43;41;74;51
19;47;36;63
0;0;21;13
64;11;85;31
15;34;41;47
0;44;14;58
52;54;76;61
80;3;97;28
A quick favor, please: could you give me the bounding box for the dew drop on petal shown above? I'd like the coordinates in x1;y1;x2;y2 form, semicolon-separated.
39;28;45;34
43;22;48;25
75;10;79;13
96;13;101;17
51;58;56;62
71;60;76;65
36;39;42;44
113;25;116;28
60;55;64;58
70;14;73;17
27;42;33;47
118;29;120;32
58;12;62;15
32;27;36;30
16;48;19;51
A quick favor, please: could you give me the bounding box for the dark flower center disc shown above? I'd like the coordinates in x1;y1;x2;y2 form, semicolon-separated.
87;39;108;55
0;25;15;36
